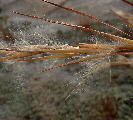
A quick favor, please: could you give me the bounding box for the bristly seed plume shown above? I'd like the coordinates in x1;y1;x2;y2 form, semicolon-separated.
0;0;133;72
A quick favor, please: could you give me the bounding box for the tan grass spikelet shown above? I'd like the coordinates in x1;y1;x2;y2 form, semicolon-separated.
0;0;133;72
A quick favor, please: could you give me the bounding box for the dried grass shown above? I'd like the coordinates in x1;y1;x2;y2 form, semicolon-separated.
0;0;133;72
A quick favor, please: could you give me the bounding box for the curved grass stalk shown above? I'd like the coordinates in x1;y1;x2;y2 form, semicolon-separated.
41;53;110;72
13;11;133;45
88;60;133;74
122;0;133;6
42;51;133;72
42;0;133;37
0;51;41;61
